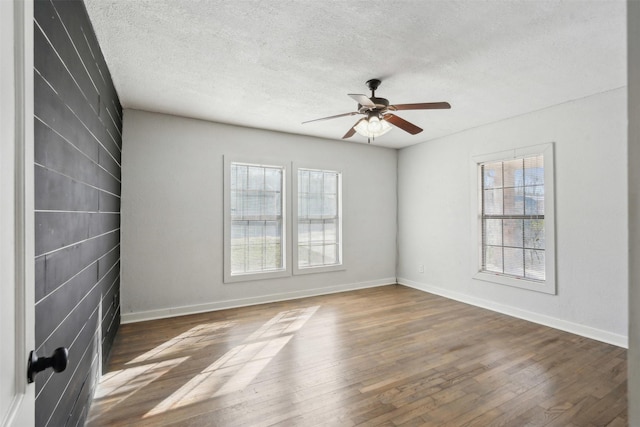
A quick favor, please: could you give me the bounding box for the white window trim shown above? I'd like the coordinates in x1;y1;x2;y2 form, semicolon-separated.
293;163;345;275
470;143;556;294
223;156;292;283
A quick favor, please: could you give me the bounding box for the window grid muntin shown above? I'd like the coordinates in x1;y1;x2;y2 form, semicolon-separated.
297;168;341;268
230;162;285;275
481;155;545;281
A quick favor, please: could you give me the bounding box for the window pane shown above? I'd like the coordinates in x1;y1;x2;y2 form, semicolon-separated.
310;221;323;243
248;166;264;190
264;244;281;270
231;245;245;274
248;244;264;272
504;187;524;215
483;162;503;189
324;244;337;265
309;245;323;266
245;191;261;217
248;221;264;240
503;219;523;248
525;249;545;280
263;191;281;216
231;190;239;218
524;155;544;186
231;221;246;242
483;219;502;246
323;194;337;216
231;166;237;190
504;247;524;277
525;185;544;215
524;220;545;249
310;171;323;194
484;246;503;273
231;165;247;191
503;159;523;188
324;219;337;244
265;221;280;244
324;173;337;194
298;169;309;193
309;193;323;217
299;190;308;217
265;167;281;192
298;222;310;243
483;189;503;215
298;245;309;267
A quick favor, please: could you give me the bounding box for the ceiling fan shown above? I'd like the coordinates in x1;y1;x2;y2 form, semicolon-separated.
302;79;451;142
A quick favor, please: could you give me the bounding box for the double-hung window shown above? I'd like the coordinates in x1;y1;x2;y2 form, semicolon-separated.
472;143;556;294
224;159;343;281
294;168;343;273
224;160;289;282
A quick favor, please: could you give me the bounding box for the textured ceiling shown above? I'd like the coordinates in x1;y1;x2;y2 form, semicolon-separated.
84;0;626;149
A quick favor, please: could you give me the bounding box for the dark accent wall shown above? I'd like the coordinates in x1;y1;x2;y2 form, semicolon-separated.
33;0;122;425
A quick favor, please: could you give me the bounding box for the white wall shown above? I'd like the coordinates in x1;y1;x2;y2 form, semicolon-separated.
120;109;397;322
628;0;639;423
398;88;628;346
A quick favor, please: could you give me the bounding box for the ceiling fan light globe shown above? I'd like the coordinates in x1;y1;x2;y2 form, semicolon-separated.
367;116;382;132
354;117;392;138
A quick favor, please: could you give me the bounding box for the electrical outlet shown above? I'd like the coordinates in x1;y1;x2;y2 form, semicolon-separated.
418;264;424;273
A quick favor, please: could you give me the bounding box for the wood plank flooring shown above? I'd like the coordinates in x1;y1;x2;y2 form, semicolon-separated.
87;285;627;426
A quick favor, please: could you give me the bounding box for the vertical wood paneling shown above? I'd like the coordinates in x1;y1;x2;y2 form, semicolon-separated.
34;0;122;425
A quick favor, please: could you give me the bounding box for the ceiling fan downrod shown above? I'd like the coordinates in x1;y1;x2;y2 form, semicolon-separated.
366;78;381;97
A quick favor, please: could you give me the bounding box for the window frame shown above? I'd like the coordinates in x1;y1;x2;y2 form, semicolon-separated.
471;143;556;294
293;164;345;275
223;156;291;283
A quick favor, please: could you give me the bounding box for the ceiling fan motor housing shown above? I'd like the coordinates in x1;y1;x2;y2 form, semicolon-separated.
358;97;389;114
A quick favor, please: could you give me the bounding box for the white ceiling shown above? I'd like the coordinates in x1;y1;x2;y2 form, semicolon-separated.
84;0;626;149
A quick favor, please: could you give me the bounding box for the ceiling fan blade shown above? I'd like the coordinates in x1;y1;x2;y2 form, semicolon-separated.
383;113;423;135
389;102;451;111
302;111;358;124
342;119;364;139
342;127;356;139
348;94;376;108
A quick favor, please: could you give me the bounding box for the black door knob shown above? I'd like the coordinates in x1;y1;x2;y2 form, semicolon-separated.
27;347;68;383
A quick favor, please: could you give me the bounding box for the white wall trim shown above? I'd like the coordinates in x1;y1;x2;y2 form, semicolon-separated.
398;277;628;348
121;277;396;324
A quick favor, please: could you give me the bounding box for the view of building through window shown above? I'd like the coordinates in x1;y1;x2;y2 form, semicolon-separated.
481;155;545;281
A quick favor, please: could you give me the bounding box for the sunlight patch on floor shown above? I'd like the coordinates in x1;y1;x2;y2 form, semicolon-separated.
144;305;320;417
126;321;234;365
89;356;189;418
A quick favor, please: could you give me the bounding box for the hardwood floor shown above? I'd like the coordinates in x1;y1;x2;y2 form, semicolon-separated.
87;285;627;426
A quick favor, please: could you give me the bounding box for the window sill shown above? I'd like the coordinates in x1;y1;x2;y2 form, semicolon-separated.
473;271;556;295
293;264;345;276
224;269;291;284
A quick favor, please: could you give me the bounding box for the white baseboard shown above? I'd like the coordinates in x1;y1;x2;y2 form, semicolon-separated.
121;277;396;324
397;277;628;349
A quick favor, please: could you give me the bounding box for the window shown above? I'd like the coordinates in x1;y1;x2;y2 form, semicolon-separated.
294;168;343;274
224;159;290;283
472;144;555;294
